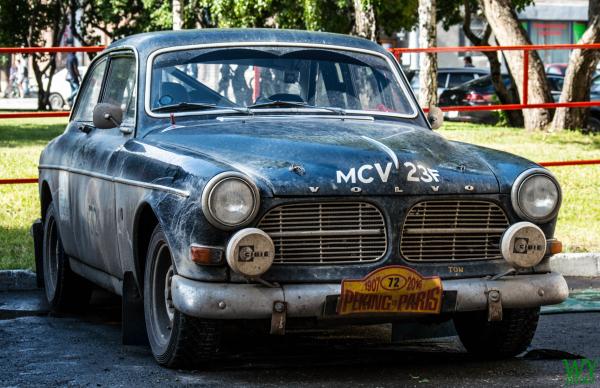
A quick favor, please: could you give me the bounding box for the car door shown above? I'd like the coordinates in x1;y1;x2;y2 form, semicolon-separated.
68;52;137;277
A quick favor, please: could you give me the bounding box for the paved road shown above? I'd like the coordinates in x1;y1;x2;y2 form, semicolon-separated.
0;98;38;110
0;289;597;387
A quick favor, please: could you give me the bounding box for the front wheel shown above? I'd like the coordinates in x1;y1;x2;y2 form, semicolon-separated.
144;225;221;368
453;307;540;358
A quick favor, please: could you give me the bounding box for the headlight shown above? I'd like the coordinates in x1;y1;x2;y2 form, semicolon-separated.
202;172;260;229
511;169;561;222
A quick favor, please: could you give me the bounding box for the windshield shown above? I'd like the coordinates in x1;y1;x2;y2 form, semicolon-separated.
149;46;416;116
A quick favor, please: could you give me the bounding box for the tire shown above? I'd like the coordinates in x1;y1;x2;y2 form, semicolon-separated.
42;201;92;311
143;225;221;368
586;116;600;133
48;93;65;111
453;307;540;359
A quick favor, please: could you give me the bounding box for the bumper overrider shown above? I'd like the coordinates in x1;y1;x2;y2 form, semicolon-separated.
172;272;568;320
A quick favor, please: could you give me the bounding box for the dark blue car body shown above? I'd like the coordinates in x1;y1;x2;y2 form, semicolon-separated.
32;29;566;366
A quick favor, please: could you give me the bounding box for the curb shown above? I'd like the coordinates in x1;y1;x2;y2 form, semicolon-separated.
549;253;600;277
0;253;598;291
0;270;38;291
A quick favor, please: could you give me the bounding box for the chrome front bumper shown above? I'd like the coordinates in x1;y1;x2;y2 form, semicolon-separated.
171;272;568;320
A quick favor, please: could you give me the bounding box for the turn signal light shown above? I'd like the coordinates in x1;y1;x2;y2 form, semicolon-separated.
190;245;224;265
547;239;563;255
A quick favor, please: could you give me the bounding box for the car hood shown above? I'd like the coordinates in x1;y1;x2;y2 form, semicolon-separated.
147;117;500;196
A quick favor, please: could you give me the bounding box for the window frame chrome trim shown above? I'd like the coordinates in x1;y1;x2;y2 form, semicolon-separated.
144;42;419;120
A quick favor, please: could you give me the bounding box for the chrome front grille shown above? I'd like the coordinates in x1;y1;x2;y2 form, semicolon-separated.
400;200;509;262
258;202;387;264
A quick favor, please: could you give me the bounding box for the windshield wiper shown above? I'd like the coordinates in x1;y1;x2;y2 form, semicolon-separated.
153;102;250;114
247;100;347;115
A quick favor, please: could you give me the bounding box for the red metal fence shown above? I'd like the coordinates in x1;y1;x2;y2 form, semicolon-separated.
391;42;600;112
0;44;599;186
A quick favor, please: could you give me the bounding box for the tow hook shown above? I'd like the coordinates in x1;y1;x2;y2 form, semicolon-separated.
487;289;503;322
270;301;287;335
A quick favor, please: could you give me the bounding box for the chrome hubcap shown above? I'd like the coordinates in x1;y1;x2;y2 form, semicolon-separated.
164;266;175;324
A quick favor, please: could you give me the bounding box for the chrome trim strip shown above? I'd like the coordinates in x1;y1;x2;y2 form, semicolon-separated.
361;135;400;169
216;114;375;122
404;228;507;235
268;229;383;238
145;42;419;120
38;164;190;197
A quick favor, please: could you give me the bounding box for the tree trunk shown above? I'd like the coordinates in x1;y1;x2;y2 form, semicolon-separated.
481;0;553;130
550;1;600;131
353;0;376;41
462;1;523;127
418;0;437;108
172;0;183;30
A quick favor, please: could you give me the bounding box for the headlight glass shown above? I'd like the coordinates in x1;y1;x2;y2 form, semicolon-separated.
517;174;559;220
204;175;258;228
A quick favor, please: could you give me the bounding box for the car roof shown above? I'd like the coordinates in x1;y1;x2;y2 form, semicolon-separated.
108;28;389;58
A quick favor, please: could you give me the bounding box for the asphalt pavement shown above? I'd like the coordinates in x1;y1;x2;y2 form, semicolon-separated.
0;285;598;387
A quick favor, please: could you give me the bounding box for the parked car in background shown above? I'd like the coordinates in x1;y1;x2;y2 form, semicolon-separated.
545;63;567;76
44;66;87;110
439;74;566;124
410;67;489;97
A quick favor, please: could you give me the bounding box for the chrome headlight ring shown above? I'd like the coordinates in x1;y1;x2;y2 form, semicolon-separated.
201;172;260;230
511;168;562;223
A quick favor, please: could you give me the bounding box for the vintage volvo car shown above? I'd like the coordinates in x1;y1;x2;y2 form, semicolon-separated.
32;29;568;368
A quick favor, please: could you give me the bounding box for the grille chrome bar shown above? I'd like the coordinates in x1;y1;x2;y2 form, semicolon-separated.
404;228;507;235
400;200;509;262
258;202;387;264
268;229;383;238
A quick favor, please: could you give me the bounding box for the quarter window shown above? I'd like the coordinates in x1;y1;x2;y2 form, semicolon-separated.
73;59;107;122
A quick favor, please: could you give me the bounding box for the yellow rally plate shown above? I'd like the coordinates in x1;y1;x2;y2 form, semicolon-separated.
337;266;443;315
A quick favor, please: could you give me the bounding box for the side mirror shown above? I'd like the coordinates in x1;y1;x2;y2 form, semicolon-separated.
93;103;123;129
427;106;444;130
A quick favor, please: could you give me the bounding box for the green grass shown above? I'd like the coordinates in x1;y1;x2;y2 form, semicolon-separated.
0;118;66;269
440;122;600;253
0;118;598;270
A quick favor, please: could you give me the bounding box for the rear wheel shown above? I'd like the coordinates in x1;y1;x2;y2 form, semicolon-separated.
42;202;92;311
586;116;600;133
144;225;221;368
453;307;540;358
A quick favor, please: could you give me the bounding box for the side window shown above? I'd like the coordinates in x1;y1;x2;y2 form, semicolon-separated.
102;56;136;126
437;73;448;88
72;59;107;122
447;73;476;88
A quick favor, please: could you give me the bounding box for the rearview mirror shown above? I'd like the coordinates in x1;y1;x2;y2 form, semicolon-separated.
427;106;444;130
93;103;123;129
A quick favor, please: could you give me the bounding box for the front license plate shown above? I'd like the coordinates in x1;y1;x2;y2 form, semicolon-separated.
447;110;459;118
337;266;443;316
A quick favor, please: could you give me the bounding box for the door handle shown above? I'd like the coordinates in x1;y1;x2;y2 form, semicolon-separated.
78;124;94;134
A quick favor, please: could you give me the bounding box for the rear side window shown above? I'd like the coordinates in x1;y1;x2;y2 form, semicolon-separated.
72;59;107;122
102;56;137;126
